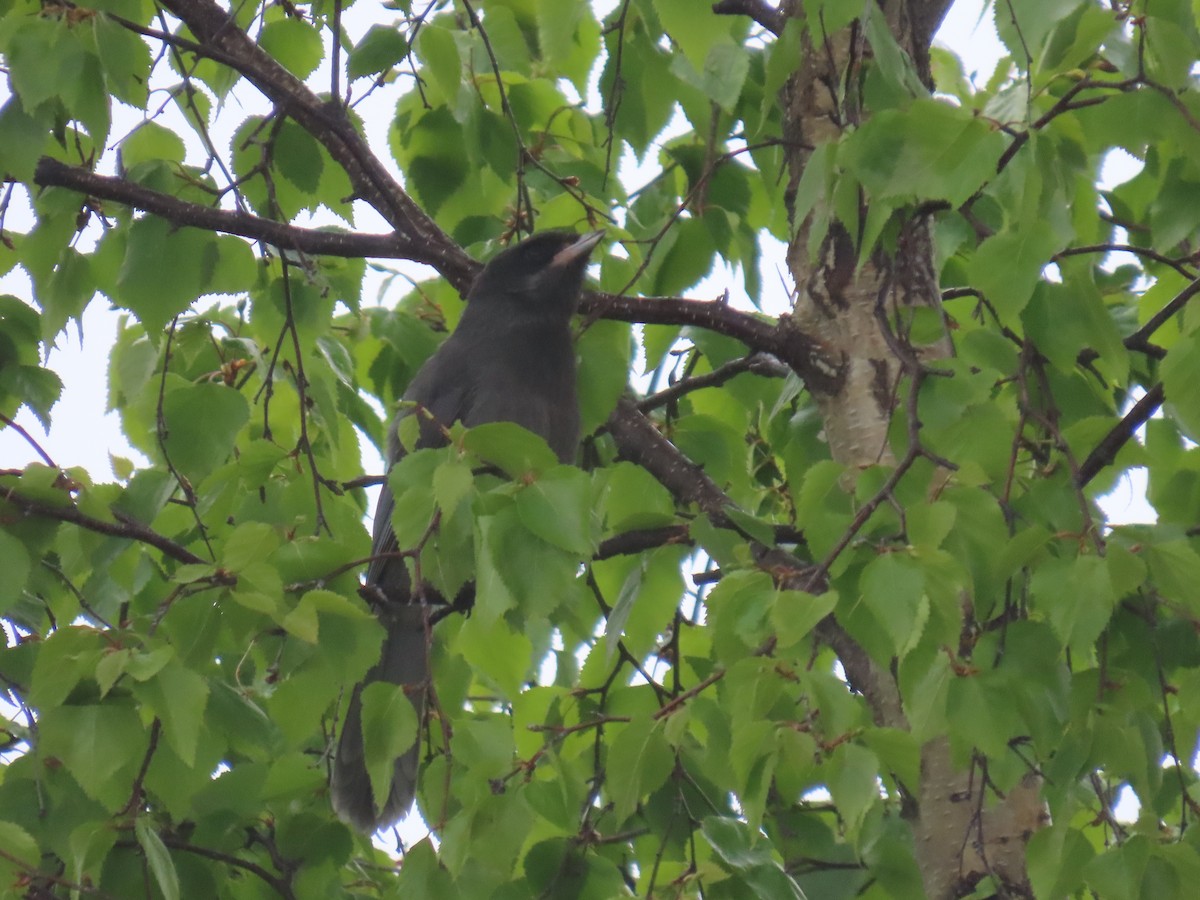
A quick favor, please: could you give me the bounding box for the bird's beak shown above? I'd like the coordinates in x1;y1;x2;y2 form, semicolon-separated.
551;230;605;267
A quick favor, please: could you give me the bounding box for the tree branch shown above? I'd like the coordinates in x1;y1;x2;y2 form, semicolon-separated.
1125;275;1200;354
910;0;956;48
33;158;433;262
604;398;903;728
711;0;785;36
638;353;790;413
605;398;738;526
156;833;296;900
156;0;475;290
110;1;845;408
1054;241;1197;281
596;525;692;559
36;150;837;372
37;160;837;378
1;487;206;566
585;291;836;390
584;292;774;349
1076;382;1164;489
594;521;805;560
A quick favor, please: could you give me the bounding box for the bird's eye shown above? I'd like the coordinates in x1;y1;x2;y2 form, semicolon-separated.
523;243;559;267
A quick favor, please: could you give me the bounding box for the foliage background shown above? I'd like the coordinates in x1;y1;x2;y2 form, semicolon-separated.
3;0;1200;898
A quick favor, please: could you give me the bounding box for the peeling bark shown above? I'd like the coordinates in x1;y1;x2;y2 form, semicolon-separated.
775;1;1041;896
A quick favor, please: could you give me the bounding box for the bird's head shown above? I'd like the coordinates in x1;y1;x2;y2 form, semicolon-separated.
467;230;604;319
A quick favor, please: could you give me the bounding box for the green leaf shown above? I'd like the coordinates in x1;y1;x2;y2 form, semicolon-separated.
0;96;48;182
462;421;559;478
576;320;630;435
259;18;324;79
515;465;593;555
1162;331;1200;443
701;815;773;869
861;1;927;101
135;817;180;900
1145;541;1200;617
705;569;777;653
669;40;750;112
0;364;61;430
160;381;250;485
95;14;152;108
0;821;39;886
0;531;31;614
359;681;419;812
899;652;951;743
29;626;104;709
38;703;147;809
599;25;676;156
221;522;281;571
264;752;326;803
599;462;677;531
454;614;532;699
125;646;173;682
274;120;324;193
432;457;474;520
114;218;214;335
132;662;209;766
535;0;600;93
906;501;956;551
416;25;461;103
1027;824;1094;899
1032;555;1116;655
349;25;410;79
840;101;1005;207
655;0;736;72
280;592;320;643
470;512;518;625
828;743;881;835
860;552;928;659
607;717;673;821
700;815;806;898
722;506;777;546
1022;280;1128;378
967;220;1061;322
946;671;1026;758
604;557;645;665
769;589;838;651
5;18;75;111
652;215;716;296
38;248;94;342
94;648;131;698
594;547;685;663
995;0;1084;65
1143;15;1195;88
119;120;187;170
1082;836;1152;900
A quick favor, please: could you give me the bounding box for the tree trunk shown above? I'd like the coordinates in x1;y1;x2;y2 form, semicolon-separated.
778;1;1041;895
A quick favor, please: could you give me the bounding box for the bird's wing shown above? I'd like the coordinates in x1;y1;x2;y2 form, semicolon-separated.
364;340;474;595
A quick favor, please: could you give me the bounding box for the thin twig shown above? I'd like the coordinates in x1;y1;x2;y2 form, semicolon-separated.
2;489;206;565
278;260;331;535
638;353;790;412
0;412;57;468
156;316;215;559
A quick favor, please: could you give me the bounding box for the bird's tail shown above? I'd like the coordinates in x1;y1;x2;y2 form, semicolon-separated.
331;605;429;833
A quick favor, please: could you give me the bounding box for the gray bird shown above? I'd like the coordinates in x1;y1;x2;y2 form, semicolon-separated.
331;229;604;833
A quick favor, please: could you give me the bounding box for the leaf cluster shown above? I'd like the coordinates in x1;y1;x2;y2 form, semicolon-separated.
4;1;1200;898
